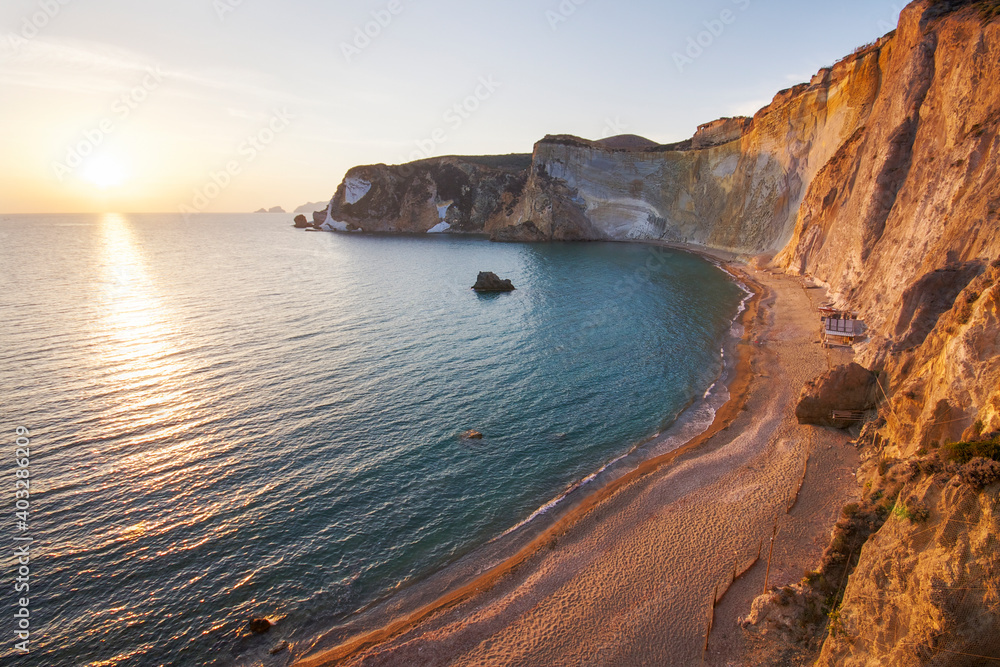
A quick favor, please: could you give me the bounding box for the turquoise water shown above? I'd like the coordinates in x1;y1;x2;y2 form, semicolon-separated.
0;214;744;665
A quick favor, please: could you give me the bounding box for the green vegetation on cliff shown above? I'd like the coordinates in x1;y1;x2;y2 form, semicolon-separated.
929;0;1000;22
944;434;1000;464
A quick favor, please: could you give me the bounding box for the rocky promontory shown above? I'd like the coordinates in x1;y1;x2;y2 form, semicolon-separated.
310;154;531;234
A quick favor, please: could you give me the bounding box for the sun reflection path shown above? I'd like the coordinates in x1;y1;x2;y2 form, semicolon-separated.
94;213;199;452
88;214;241;582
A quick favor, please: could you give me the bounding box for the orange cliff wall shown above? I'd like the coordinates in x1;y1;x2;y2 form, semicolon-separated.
486;48;885;251
776;1;1000;453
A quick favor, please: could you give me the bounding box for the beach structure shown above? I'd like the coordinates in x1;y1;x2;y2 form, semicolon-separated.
830;409;867;423
822;315;865;347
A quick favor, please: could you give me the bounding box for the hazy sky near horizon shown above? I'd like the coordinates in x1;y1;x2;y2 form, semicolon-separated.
1;0;905;214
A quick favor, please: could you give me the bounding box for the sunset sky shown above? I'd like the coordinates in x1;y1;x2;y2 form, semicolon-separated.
0;0;903;215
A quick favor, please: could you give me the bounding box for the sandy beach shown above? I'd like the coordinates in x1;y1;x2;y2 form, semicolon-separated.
296;266;861;667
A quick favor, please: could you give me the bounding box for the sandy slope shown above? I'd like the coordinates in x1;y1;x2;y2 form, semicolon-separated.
298;269;861;667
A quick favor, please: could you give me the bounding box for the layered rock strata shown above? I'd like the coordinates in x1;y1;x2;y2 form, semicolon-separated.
314;155;530;234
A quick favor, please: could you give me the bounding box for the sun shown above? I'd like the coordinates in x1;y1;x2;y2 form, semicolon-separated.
82;154;128;189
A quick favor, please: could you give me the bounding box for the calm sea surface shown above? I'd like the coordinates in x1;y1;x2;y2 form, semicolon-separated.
0;213;744;665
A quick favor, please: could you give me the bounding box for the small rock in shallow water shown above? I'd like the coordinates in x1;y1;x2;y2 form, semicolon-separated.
269;640;289;655
472;272;515;293
249;618;271;635
462;430;484;440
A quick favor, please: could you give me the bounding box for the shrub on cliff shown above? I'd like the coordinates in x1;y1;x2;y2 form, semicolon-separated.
943;434;1000;464
977;0;1000;22
958;457;1000;489
928;0;1000;23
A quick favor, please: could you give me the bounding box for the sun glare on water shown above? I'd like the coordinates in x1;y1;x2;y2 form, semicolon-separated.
83;155;128;189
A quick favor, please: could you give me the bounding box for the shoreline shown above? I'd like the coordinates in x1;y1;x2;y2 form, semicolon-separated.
294;250;765;666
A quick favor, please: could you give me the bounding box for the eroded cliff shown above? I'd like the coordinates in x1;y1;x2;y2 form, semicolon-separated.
488;53;883;251
772;0;1000;456
319;37;886;251
315;154;530;234
818;463;1000;666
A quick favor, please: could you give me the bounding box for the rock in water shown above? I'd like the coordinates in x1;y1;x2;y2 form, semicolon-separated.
293;215;311;228
462;430;484;440
472;272;515;293
795;363;879;428
249;618;271;635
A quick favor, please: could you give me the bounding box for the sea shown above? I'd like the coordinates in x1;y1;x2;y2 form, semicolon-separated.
0;213;746;665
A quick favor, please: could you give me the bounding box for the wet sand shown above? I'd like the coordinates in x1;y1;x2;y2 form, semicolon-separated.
296;267;860;667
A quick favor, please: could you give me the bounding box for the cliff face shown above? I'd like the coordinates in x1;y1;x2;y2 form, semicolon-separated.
315;155;530;234
875;261;1000;458
764;6;1000;663
780;3;1000;311
320;3;997;270
774;2;1000;453
320;38;886;249
818;472;1000;666
488;53;883;251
